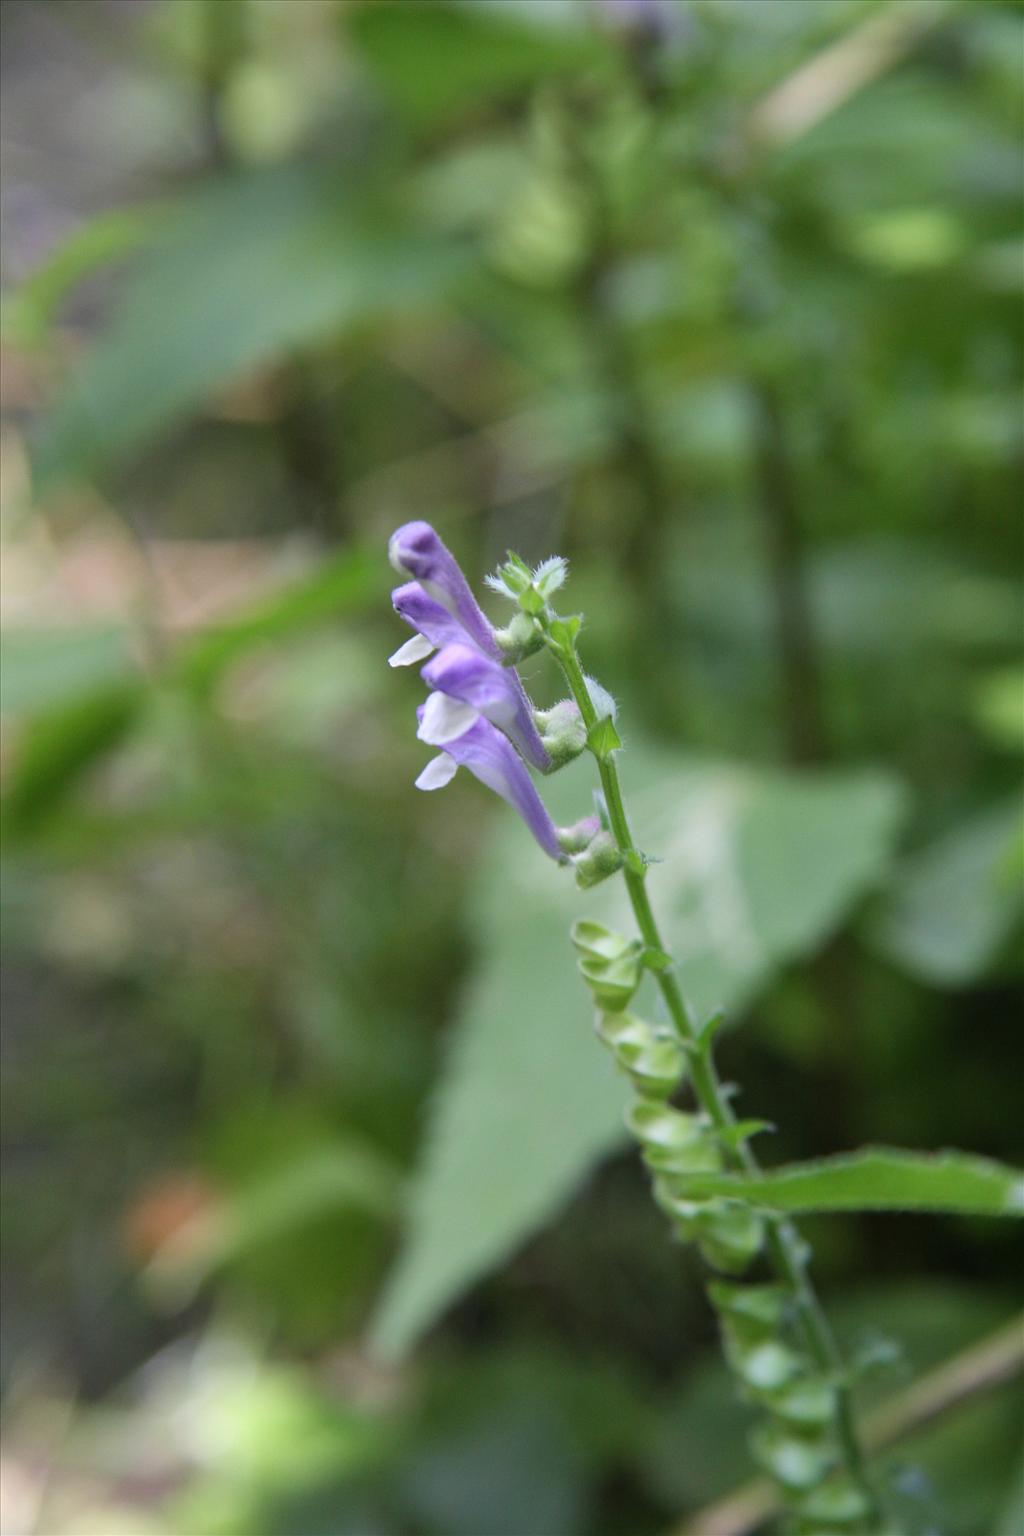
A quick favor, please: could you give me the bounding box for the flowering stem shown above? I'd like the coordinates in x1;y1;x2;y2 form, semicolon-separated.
550;626;882;1528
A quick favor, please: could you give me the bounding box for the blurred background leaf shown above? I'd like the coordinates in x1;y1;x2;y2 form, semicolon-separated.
1;0;1021;1532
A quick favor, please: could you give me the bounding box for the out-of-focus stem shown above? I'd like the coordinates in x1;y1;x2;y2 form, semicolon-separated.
749;379;827;766
677;1310;1024;1536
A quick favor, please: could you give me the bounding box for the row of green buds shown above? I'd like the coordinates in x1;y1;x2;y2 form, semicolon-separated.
573;915;882;1532
709;1282;878;1533
573;921;767;1276
572;918;646;1009
643;1112;766;1276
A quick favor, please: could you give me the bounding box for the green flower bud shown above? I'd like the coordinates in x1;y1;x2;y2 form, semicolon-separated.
492;610;544;664
751;1422;836;1491
594;1012;686;1098
572;831;623;888
696;1201;765;1275
707;1282;789;1339
794;1477;874;1528
771;1378;837;1431
533;699;587;769
578;948;641;1011
570;919;632;962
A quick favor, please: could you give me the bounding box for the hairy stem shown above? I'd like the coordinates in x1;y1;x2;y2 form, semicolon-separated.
552;631;881;1527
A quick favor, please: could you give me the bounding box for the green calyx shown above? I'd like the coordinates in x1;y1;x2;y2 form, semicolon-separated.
572;830;624;888
534;699;587;769
577;944;641;1008
492;610;544;663
594;1012;686;1099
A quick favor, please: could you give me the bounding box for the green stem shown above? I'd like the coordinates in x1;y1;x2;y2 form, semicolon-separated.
552;631;882;1527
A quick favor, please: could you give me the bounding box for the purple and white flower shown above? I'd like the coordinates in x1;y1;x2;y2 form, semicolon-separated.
389;522;550;771
389;521;500;660
420;643;549;771
414;708;565;861
388;581;470;667
388;520;595;860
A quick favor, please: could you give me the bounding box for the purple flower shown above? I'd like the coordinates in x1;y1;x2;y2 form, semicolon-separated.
421;643;549;771
414;708;565;861
388;581;472;668
389;521;499;660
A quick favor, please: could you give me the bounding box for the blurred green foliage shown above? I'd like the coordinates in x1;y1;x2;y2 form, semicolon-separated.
1;1;1021;1532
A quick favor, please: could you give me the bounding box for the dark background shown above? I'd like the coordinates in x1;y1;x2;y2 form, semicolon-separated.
1;2;1022;1533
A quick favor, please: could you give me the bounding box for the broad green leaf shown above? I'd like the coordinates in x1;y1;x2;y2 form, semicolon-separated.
369;871;626;1363
674;1148;1024;1218
870;800;1023;986
34;165;465;487
351;2;606;129
371;751;905;1358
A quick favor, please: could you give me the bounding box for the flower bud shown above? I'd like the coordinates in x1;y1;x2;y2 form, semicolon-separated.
557;817;602;855
572;831;623;888
534;700;588;770
594;1012;686;1099
492;610;544;664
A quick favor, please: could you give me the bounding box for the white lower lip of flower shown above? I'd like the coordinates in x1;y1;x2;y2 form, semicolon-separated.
414;754;459;791
417;692;480;746
388;633;435;668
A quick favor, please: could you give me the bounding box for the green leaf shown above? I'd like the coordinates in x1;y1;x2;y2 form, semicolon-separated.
586;716;622;760
0;626;133;717
351;2;607;129
371;750;906;1357
2;684;143;834
870;799;1023;986
145;1139;401;1303
674;1148;1024;1218
2;204;164;348
2;545;382;833
173;543;384;698
35;165;465;487
368;863;626;1363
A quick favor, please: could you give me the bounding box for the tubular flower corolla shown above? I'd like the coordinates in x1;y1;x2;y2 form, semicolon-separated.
414;707;565;861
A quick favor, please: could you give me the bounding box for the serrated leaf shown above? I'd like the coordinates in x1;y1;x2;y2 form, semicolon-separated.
673;1148;1024;1217
371;750;907;1357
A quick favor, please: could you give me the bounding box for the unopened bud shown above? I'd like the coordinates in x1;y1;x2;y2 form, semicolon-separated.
535;699;588;770
572;831;624;888
493;610;544;664
557;816;601;854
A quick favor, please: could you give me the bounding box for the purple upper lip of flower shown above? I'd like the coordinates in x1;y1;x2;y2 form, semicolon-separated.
421;643;550;771
389;521;500;660
414;707;564;861
392;582;471;653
